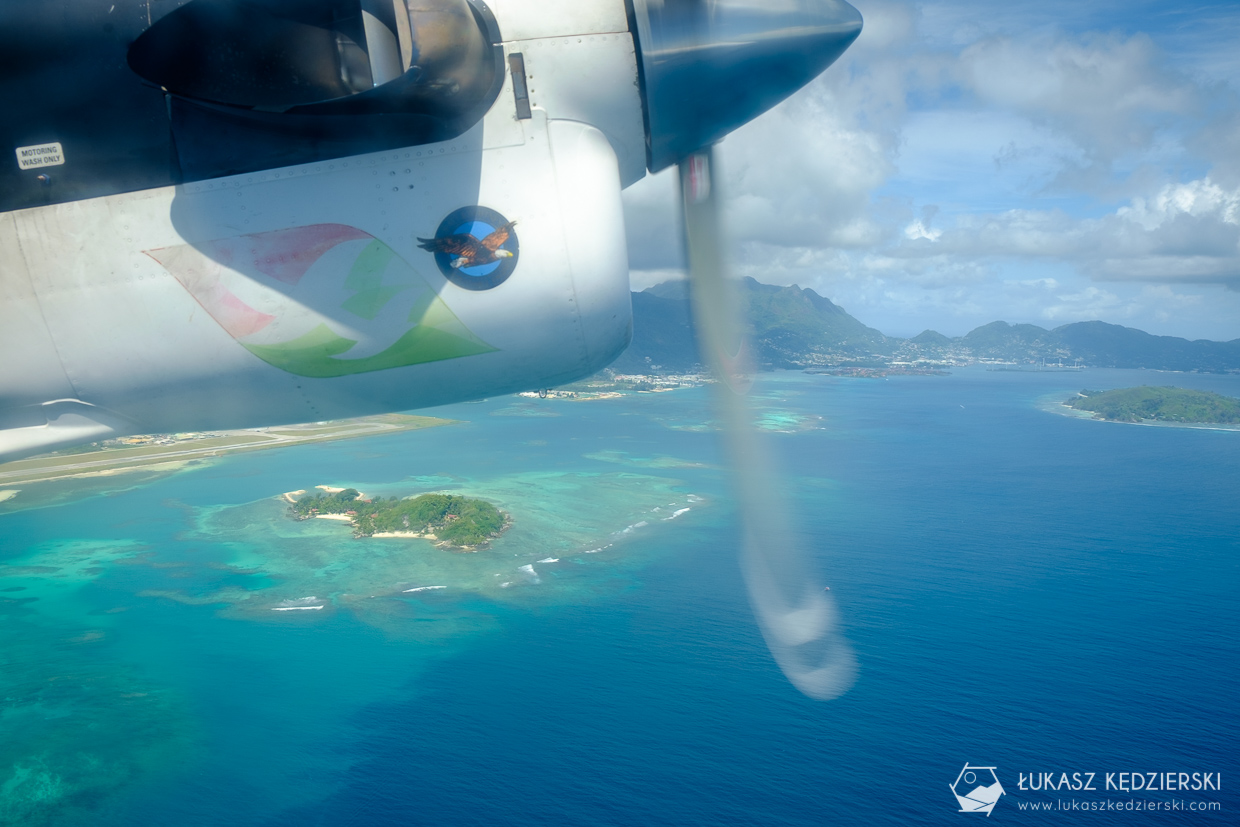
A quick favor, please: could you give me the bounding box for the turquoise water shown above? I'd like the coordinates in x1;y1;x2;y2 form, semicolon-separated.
1;368;1237;825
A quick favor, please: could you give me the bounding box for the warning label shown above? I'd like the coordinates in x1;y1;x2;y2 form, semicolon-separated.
15;142;64;170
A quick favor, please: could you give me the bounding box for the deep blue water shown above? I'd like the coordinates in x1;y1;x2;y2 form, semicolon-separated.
1;367;1237;825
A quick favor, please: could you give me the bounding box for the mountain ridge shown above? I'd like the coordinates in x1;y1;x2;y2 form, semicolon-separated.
610;279;1240;374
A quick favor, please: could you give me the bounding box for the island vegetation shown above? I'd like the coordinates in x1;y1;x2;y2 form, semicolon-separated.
290;488;509;547
1066;386;1240;424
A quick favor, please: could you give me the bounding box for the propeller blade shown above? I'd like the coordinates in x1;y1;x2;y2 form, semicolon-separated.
679;148;856;700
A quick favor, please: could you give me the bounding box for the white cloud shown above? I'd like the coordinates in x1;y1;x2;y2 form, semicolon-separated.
883;178;1240;288
627;267;685;292
903;220;941;241
1118;179;1240;230
959;34;1198;160
620;0;1240;340
1040;286;1135;323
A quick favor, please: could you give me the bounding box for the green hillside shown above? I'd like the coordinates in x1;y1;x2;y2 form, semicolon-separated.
1066;387;1240;424
612;278;890;371
963;321;1066;360
954;319;1240;370
617;289;700;372
1053;321;1240;371
742;278;890;364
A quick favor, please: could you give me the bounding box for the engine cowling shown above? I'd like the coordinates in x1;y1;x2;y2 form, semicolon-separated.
0;111;631;461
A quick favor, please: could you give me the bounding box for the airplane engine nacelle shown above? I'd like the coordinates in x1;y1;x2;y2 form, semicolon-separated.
0;0;866;464
0;0;865;467
0;111;631;461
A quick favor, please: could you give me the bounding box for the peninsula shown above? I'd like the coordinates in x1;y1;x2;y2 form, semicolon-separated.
289;488;509;548
1066;386;1240;424
0;414;456;487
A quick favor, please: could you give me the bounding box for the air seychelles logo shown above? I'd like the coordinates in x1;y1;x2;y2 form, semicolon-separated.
417;205;519;290
951;764;1006;815
147;221;500;379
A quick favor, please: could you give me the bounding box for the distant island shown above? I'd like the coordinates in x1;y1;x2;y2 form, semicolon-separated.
289;488;509;548
612;278;1240;374
1065;387;1240;424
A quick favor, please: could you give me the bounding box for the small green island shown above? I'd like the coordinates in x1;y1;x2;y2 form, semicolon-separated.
1065;386;1240;424
288;487;510;548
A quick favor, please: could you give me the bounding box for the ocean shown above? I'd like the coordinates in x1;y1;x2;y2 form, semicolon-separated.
1;367;1236;825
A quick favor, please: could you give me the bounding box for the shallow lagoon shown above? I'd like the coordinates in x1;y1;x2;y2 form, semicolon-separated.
0;397;721;826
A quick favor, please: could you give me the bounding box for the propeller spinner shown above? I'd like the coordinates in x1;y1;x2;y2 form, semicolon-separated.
631;0;864;173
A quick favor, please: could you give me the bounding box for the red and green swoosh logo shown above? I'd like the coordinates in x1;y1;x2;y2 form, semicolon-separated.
146;224;496;378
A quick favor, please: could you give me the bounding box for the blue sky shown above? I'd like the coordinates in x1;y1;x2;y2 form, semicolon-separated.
622;0;1240;341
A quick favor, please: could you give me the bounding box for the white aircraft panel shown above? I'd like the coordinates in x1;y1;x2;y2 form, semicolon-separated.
0;400;136;463
487;0;630;41
547;120;632;368
517;33;647;187
0;212;77;407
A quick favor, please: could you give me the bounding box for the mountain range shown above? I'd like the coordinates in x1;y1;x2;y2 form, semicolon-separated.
609;278;1240;374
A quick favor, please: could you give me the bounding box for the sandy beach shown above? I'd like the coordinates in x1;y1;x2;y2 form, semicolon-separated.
372;531;438;540
281;489;305;504
0;489;19;503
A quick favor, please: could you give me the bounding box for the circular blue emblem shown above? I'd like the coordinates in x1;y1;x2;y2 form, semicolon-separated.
417;206;519;291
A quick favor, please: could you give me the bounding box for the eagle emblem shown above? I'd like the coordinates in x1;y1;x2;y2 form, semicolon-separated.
419;206;520;290
417;221;515;269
